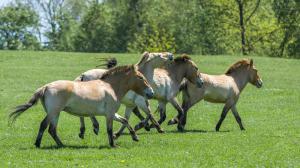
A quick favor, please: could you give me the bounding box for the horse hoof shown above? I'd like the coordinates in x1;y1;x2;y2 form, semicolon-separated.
34;143;40;148
144;125;151;131
93;128;99;135
113;133;120;140
158;129;165;133
110;144;119;148
177;125;185;132
167;119;177;125
78;133;84;139
132;136;139;142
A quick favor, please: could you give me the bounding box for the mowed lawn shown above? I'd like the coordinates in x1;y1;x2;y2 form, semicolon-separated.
0;51;299;167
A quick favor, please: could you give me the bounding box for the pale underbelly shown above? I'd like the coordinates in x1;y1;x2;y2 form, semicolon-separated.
64;99;116;117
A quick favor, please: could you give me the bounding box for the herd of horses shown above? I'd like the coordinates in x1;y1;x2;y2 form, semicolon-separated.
9;52;263;148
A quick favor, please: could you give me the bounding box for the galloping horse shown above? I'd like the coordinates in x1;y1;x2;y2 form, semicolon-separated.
168;59;263;131
75;52;173;139
10;65;154;148
130;55;204;132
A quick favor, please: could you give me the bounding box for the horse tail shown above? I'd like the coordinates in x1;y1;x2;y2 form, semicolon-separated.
9;86;46;124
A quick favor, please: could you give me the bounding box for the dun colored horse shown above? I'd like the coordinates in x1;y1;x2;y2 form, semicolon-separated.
75;52;173;139
10;65;154;148
132;55;204;132
168;59;263;131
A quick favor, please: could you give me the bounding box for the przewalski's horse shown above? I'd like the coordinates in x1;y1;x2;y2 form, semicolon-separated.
168;59;263;131
10;65;154;148
75;52;173;139
131;54;204;133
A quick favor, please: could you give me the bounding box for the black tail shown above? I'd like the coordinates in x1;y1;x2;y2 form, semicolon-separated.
96;57;118;69
9;87;46;124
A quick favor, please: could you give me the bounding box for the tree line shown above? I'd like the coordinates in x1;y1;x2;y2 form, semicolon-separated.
0;0;299;58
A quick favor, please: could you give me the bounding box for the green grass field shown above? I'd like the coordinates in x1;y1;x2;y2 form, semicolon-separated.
0;51;299;167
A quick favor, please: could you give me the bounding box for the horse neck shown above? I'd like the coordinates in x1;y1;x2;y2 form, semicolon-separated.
229;69;250;91
102;74;130;100
167;63;186;84
137;62;155;83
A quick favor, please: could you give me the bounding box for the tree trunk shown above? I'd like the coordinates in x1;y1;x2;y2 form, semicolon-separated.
236;0;247;55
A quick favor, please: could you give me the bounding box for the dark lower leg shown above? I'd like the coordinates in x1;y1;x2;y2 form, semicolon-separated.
90;117;99;135
216;105;231;131
48;123;64;147
79;117;85;139
231;106;245;130
35;116;49;148
106;119;115;147
148;114;164;133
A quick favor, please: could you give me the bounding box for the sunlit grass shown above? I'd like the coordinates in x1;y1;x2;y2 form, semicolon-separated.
0;51;299;167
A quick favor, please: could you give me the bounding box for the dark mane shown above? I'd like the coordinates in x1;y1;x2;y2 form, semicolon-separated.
100;65;134;79
174;54;191;63
225;59;250;75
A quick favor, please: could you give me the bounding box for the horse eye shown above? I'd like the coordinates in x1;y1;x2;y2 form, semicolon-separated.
195;67;198;71
138;76;144;80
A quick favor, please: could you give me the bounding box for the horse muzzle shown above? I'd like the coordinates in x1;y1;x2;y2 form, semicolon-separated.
256;79;263;88
144;88;154;99
196;77;204;88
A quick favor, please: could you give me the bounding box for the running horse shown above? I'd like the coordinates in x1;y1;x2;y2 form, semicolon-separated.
168;59;263;131
10;65;154;148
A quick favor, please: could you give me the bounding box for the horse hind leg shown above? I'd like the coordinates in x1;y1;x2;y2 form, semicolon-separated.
216;103;232;131
106;116;116;148
114;107;133;140
48;114;64;147
231;105;245;130
35;116;50;148
78;117;85;139
113;113;138;142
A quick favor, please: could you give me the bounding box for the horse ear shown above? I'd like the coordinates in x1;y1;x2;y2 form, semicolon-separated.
250;59;253;66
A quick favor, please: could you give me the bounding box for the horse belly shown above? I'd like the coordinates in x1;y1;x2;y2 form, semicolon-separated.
204;87;228;103
64;98;108;116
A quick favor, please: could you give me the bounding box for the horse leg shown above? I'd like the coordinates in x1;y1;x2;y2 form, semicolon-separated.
90;117;99;135
106;116;115;148
216;103;232;131
169;98;186;131
134;100;164;133
149;102;166;128
113;113;139;142
132;107;150;131
78;117;85;139
114;106;133;139
231;105;245;130
48;113;64;147
167;98;183;123
34;115;50;148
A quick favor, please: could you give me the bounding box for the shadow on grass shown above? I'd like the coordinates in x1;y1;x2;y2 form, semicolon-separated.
19;144;114;150
167;129;230;134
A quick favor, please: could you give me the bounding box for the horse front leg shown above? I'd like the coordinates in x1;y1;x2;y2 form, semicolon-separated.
114;106;133;140
134;100;164;133
216;102;232;131
106;116;116;148
169;98;185;132
132;107;150;131
113;113;139;142
231;105;245;131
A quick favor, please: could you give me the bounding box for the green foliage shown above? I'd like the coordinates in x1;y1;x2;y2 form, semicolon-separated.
127;23;176;53
74;3;116;52
0;3;40;50
1;0;300;58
